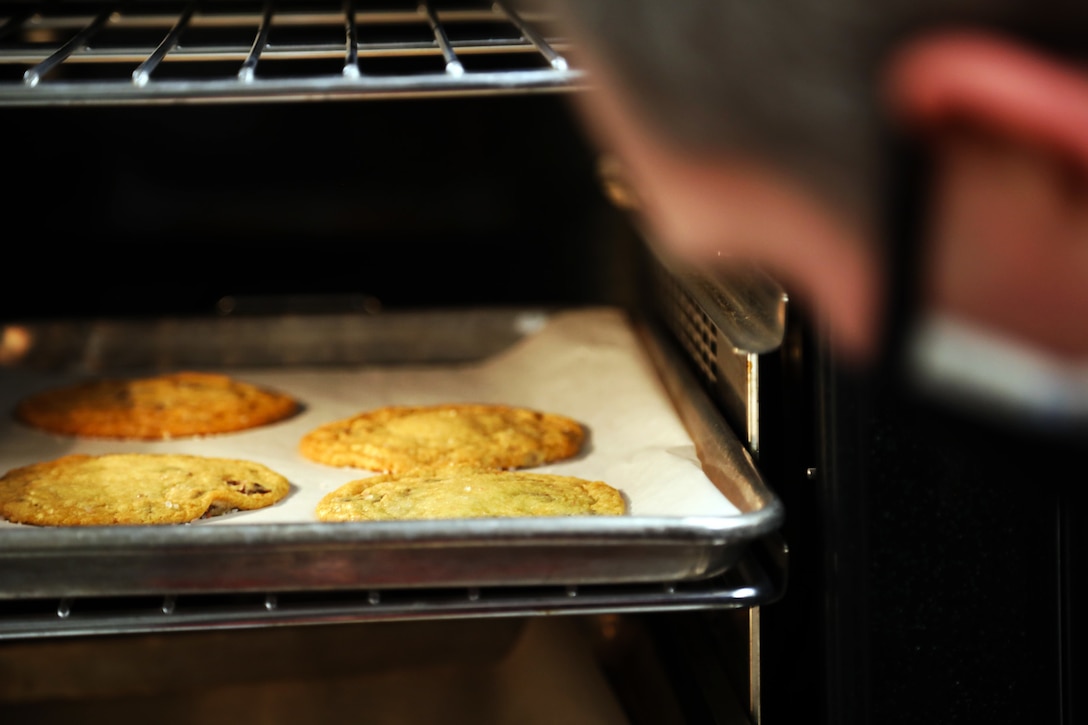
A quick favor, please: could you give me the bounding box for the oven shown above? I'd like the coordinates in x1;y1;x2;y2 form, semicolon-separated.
0;2;1079;724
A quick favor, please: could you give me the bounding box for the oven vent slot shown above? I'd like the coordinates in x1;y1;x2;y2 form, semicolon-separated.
656;264;719;387
0;553;779;640
0;0;584;105
653;259;788;451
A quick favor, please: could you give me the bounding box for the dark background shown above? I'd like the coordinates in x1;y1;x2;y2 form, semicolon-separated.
3;94;644;320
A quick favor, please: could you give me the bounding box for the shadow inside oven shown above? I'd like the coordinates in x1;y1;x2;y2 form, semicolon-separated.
0;614;705;725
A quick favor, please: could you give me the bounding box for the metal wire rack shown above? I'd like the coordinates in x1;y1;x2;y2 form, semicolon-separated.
0;0;584;104
0;548;781;640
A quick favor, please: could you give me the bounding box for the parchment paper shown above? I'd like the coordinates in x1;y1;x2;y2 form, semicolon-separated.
0;308;740;527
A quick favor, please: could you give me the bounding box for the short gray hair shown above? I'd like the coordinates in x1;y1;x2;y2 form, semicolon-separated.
517;0;1084;232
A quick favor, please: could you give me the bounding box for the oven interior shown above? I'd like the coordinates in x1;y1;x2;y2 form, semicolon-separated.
0;2;812;722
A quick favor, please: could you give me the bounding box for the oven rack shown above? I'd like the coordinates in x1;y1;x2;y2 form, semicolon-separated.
0;0;585;105
0;543;782;640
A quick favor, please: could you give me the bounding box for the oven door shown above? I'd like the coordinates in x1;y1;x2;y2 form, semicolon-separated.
1;2;789;723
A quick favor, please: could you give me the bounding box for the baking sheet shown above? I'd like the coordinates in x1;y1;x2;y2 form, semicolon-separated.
0;307;782;595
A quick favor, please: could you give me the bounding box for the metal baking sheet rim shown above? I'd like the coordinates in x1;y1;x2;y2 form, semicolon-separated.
0;511;783;599
0;308;785;598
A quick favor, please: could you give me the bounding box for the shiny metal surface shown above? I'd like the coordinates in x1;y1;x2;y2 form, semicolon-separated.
0;554;778;639
0;309;784;637
0;0;586;105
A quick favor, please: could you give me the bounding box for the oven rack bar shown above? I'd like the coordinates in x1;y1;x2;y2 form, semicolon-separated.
0;547;782;640
0;0;585;105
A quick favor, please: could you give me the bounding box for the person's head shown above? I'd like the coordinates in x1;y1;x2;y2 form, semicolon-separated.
527;0;1088;372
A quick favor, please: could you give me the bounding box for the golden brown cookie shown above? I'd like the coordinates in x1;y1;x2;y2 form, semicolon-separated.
0;453;291;526
14;371;299;440
315;468;625;521
299;403;585;474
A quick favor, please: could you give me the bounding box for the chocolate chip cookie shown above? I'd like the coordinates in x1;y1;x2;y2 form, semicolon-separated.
299;403;585;474
14;371;299;440
0;453;291;526
315;468;624;521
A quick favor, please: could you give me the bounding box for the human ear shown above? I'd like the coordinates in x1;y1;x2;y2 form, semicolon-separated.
881;30;1088;417
885;29;1088;166
884;30;1088;359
